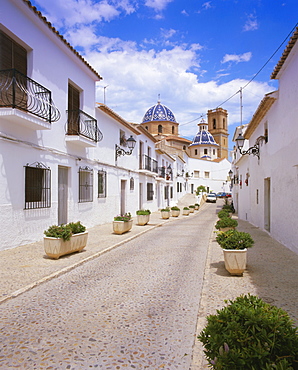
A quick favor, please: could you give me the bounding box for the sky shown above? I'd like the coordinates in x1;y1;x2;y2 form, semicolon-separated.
30;0;298;153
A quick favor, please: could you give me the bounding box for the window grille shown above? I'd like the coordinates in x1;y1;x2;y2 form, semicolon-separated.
147;183;154;201
79;166;93;202
24;162;51;209
98;170;106;198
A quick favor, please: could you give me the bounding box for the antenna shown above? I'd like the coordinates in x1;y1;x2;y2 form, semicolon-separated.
104;85;109;105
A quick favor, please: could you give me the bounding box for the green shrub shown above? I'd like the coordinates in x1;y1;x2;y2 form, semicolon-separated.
183;207;189;210
218;210;231;219
114;212;132;221
216;229;254;250
222;204;233;212
171;206;180;211
215;217;238;230
161;208;170;212
198;294;298;370
189;205;195;208
44;224;73;241
68;221;86;234
136;209;151;215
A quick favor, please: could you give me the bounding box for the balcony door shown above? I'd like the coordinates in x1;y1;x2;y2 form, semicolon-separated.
0;30;27;109
68;83;80;135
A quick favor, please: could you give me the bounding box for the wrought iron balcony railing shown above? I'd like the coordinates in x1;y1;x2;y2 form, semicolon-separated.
0;69;60;123
159;167;166;178
152;159;158;173
67;109;103;143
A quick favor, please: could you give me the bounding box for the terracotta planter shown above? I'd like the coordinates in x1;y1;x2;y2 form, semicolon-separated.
44;232;88;259
223;248;247;276
137;214;150;226
182;209;190;215
171;210;180;217
161;211;170;219
219;227;235;232
113;220;133;234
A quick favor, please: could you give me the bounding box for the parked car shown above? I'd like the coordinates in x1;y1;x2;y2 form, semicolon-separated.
217;192;227;198
206;193;217;203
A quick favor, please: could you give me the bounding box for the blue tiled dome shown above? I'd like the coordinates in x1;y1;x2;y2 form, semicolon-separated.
189;119;218;147
142;101;176;123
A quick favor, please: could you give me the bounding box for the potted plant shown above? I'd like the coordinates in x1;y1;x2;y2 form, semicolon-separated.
217;210;231;219
113;212;133;234
198;294;298;369
171;206;180;217
216;229;254;275
160;208;170;219
44;221;88;259
194;203;200;210
182;206;190;215
215;217;238;232
136;209;151;225
189;205;195;213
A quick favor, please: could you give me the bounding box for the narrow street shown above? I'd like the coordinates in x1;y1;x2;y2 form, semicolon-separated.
0;203;219;369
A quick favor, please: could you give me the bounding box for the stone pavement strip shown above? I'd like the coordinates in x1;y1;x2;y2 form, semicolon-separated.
1;201;298;369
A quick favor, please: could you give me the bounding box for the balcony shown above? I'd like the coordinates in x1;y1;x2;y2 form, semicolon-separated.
139;155;159;174
0;69;60;129
66;110;103;147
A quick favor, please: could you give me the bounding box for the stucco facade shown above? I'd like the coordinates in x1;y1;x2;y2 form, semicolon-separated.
231;26;298;254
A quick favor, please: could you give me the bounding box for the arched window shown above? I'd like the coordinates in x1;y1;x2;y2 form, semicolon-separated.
172;126;175;134
223;118;226;129
158;125;163;133
213;118;216;129
145;126;148;131
183;145;186;150
195;149;198;155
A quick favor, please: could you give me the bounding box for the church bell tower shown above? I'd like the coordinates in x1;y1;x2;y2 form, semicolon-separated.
207;108;229;159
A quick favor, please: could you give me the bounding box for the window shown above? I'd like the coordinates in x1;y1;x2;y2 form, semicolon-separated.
177;182;180;193
147;183;154;200
158;125;163;133
120;129;126;146
24;162;51;209
172;126;175;134
180;183;182;192
204;171;210;178
195;149;198;155
213;118;216;129
130;177;134;191
204;149;208;155
97;170;106;198
79;166;93;202
170;186;173;198
194;170;200;178
223;118;226;129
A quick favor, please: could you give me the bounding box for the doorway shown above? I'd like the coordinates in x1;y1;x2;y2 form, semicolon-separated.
120;180;126;215
264;178;271;232
58;166;68;225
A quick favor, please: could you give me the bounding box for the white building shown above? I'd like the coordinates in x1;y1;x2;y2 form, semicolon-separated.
0;0;231;251
231;26;298;254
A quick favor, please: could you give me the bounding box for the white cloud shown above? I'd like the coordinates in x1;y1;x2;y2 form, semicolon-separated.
202;2;212;10
243;13;259;32
160;28;177;39
144;0;173;12
221;52;252;64
181;9;189;16
83;38;272;141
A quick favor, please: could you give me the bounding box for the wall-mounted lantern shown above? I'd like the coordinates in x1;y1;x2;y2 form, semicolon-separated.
115;135;136;161
236;133;267;160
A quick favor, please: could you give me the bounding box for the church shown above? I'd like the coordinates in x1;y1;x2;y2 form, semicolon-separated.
139;100;231;194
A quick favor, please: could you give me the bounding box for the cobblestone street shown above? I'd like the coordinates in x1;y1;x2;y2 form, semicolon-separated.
0;204;218;369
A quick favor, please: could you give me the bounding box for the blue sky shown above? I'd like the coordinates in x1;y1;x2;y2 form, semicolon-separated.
30;0;298;153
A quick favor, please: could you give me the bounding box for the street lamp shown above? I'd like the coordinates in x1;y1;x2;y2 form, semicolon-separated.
235;133;267;160
115;135;136;161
